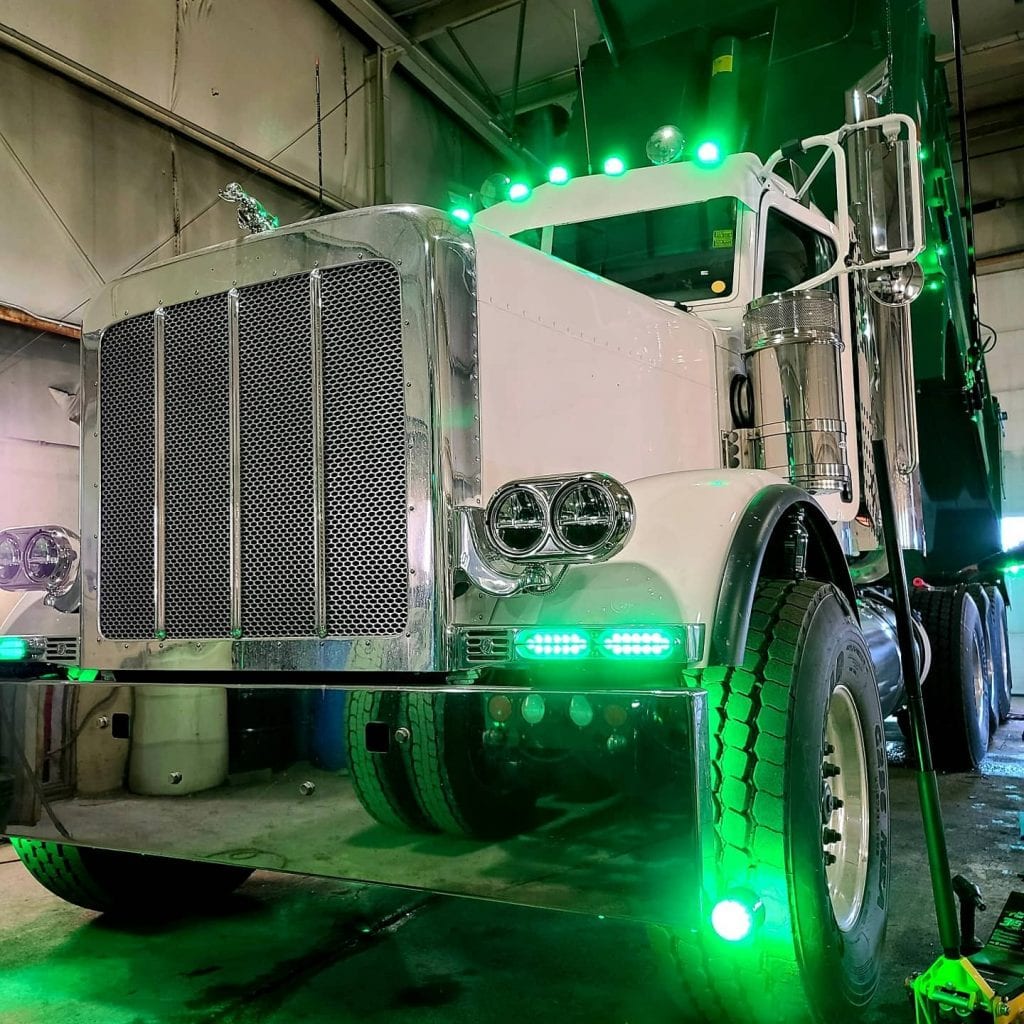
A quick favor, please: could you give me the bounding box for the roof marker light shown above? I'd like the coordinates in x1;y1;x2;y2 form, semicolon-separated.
696;141;722;166
508;181;531;202
450;206;473;224
548;165;570;185
602;156;626;176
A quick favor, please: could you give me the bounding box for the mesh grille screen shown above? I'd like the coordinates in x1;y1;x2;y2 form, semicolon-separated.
99;314;155;638
322;262;408;635
744;289;839;347
238;275;318;637
164;295;232;637
98;262;409;641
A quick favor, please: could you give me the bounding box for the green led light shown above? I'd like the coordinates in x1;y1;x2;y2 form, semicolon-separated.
598;628;676;659
927;279;943;291
0;636;28;661
67;666;99;682
696;140;722;165
508;181;531;202
711;899;754;941
569;694;594;728
602;156;626;176
521;693;546;724
548;165;570;185
450;206;473;224
934;243;949;258
515;629;590;660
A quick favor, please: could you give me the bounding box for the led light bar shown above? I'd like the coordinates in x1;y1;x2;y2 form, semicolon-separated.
515;629;591;660
598;628;676;659
511;625;693;663
0;636;28;661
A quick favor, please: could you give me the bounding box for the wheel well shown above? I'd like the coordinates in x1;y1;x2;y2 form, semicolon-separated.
710;484;855;665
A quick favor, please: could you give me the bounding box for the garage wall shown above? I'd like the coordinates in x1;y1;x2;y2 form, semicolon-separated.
980;269;1024;689
0;323;80;626
0;0;498;321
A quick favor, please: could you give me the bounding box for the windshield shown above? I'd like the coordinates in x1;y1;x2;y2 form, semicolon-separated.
511;197;739;303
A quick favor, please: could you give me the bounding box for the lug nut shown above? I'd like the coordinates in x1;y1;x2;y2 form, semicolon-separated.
823;827;842;845
832;797;844;810
299;781;316;796
823;742;835;756
394;727;411;745
822;762;841;778
824;852;837;866
96;716;110;730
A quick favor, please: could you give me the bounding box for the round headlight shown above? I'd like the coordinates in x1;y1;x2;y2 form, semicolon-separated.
24;531;64;584
552;481;618;552
489;487;547;556
0;534;19;584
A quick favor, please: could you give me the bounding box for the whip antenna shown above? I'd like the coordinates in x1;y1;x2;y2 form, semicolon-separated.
573;9;592;174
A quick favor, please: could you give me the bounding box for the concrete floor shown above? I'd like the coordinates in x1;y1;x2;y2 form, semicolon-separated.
2;706;1023;1024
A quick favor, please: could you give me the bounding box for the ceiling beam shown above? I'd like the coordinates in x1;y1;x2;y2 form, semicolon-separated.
320;0;536;166
399;0;521;43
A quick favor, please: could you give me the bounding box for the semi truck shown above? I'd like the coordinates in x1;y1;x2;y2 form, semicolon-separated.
0;1;1010;1021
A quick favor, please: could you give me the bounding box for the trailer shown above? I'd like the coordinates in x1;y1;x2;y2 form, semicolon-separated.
0;2;1010;1021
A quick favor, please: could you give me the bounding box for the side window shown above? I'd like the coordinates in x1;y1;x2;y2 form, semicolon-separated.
761;209;837;294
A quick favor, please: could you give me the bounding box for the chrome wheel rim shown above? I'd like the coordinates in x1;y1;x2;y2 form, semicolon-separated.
971;637;986;733
823;684;870;932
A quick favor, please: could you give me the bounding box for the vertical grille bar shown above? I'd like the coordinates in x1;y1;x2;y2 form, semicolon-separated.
238;275;317;636
98;314;156;639
153;308;166;636
228;288;242;636
163;293;232;637
310;270;327;637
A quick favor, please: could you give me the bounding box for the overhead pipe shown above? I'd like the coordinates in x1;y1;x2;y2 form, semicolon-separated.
0;302;80;339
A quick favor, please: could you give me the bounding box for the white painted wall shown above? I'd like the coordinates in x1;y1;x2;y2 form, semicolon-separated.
0;0;497;321
980;268;1024;690
0;324;80;626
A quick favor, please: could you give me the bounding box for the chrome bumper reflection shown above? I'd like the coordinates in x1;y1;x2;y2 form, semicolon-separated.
0;681;711;928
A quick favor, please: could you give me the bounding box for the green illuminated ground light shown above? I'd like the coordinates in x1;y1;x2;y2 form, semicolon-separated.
0;636;28;661
515;629;590;660
711;899;754;941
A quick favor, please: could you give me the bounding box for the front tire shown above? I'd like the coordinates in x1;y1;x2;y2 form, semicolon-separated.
11;838;251;916
653;580;889;1024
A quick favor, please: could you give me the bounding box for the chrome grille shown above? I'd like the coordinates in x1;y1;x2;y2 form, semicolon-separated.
164;294;232;637
98;261;408;641
99;313;155;639
238;275;318;636
322;262;408;635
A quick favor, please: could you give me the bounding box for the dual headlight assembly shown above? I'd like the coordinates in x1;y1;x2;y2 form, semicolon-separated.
486;473;635;563
0;527;78;595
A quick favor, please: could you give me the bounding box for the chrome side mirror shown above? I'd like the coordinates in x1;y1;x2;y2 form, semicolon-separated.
863;137;921;259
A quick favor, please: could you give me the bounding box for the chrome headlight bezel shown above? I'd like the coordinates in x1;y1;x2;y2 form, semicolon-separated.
0;525;78;594
483;473;635;564
0;532;21;584
24;529;76;588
